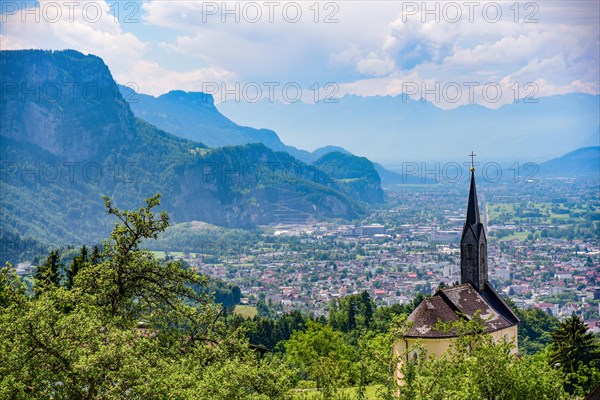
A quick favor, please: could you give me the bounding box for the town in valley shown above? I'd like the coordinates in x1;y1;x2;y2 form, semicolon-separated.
76;173;600;329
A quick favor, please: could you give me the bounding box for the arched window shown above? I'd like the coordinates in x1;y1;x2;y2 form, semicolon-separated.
466;244;474;260
410;350;419;364
480;244;486;266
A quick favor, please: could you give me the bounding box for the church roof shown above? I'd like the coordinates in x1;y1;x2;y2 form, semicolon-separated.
405;283;520;338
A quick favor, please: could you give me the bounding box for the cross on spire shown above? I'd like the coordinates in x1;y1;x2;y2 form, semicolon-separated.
469;151;476;171
461;150;487;292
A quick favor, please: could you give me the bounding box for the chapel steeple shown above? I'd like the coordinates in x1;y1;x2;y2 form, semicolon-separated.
397;153;520;382
460;152;488;292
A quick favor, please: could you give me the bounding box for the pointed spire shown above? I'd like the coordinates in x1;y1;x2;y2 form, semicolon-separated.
461;152;488;292
466;170;481;226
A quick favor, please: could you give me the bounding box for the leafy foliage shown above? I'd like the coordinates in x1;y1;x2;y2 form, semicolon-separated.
285;321;357;396
66;245;88;290
515;306;560;354
396;317;569;400
549;315;600;396
2;193;596;399
33;250;62;290
329;291;375;334
0;195;295;399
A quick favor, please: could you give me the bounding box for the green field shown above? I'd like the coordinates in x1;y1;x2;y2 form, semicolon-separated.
488;202;590;224
292;385;383;399
234;305;258;319
487;200;600;241
496;231;530;241
149;250;166;259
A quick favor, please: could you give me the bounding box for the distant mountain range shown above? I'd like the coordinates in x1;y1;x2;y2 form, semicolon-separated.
123;85;598;181
0;50;381;246
539;146;600;177
217;93;600;164
120;86;417;184
122;86;369;165
1;49;597;253
120;86;312;162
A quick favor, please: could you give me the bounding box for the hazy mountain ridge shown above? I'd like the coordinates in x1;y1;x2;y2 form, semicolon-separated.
120;85;315;163
539;146;600;176
119;86;411;184
0;50;372;245
311;145;352;159
218;93;600;163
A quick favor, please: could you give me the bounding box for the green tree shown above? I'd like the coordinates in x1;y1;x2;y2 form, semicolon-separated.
284;321;356;396
397;317;569;400
0;263;26;308
66;245;89;290
0;195;295;399
34;250;62;290
549;315;600;395
90;244;103;265
360;290;374;329
512;303;560;354
329;291;376;333
76;194;202;321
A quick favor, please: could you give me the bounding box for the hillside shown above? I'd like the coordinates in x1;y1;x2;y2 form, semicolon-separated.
539;146;600;177
120;86;413;183
313;152;384;203
120;85;314;162
0;50;369;245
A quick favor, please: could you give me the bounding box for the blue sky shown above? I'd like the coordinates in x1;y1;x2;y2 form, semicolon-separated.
1;0;599;109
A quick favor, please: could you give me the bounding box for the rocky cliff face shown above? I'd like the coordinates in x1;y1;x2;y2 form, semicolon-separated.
1;50;135;161
0;50;366;245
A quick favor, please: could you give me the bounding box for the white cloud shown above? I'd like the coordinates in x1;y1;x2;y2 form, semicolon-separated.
124;60;236;96
328;45;364;68
141;1;401;84
355;53;396;76
339;2;599;108
1;1;145;59
0;0;238;95
0;0;597;107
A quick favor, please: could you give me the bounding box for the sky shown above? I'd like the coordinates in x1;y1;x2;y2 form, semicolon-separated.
1;0;599;110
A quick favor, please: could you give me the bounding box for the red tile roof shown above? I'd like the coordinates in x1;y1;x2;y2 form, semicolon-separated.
405;283;520;338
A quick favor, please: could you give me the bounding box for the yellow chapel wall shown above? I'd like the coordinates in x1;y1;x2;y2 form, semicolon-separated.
394;325;518;384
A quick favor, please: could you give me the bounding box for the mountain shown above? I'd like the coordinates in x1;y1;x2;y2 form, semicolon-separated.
310;148;433;185
539;146;600;177
311;146;352;159
218;94;600;164
0;50;371;246
120;85;314;162
0;229;48;266
1;50;135;161
372;162;434;185
121;87;396;165
313;152;384;203
120;86;411;182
